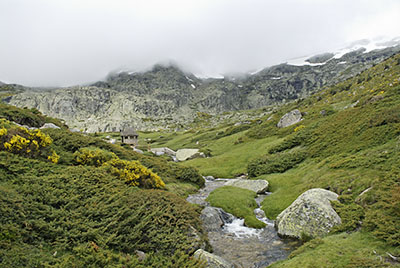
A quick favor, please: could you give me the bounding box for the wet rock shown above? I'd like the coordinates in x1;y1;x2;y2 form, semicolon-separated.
224;179;269;194
275;188;341;239
277;109;302;128
205;175;215;181
194;249;235;268
40;123;61;129
200;207;224;232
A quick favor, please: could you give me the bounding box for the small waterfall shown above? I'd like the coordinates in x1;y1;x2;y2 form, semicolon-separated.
187;177;296;268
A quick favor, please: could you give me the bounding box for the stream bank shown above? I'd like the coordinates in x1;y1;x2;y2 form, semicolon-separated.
187;178;298;268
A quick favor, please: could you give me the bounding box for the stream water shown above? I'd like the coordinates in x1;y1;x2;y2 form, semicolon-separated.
187;178;297;268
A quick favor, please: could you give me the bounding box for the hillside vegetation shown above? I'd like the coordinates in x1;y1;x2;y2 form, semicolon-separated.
139;53;400;267
0;107;207;267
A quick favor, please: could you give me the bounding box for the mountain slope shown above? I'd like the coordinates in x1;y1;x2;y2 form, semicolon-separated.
137;52;400;267
5;45;400;132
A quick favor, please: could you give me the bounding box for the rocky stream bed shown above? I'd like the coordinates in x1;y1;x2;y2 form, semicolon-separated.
187;178;298;268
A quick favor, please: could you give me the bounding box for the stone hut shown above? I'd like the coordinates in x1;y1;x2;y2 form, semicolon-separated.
120;127;138;146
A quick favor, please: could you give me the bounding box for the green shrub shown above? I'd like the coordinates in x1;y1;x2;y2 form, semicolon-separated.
331;198;364;233
363;170;400;246
215;124;252;139
247;150;307;177
0;103;64;128
0;154;207;267
74;147;118;167
176;166;205;187
268;130;310;154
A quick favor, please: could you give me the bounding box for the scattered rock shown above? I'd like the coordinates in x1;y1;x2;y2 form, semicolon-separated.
277;109;302;128
176;149;204;161
150;147;176;156
320;110;326;116
135;250;146;261
133;148;144;154
109;138;116;144
224;179;269;194
205;176;215;181
275;188;341;239
40;123;61;129
344;100;359;109
70;128;81;132
194;249;235;268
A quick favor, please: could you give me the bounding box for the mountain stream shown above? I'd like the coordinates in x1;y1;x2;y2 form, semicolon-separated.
187;178;297;268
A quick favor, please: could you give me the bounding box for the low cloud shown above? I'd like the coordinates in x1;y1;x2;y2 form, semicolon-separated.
1;0;399;86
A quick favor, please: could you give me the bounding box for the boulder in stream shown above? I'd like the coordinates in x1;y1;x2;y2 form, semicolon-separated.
194;249;235;268
200;207;224;232
224;179;269;194
275;188;341;239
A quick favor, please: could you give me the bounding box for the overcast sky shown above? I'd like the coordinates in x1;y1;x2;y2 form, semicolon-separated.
1;0;400;86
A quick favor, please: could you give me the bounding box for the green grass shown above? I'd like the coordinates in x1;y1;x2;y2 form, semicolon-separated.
184;134;283;178
269;232;400;268
206;186;266;228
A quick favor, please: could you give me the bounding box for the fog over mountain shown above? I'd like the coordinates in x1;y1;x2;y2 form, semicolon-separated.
1;0;400;86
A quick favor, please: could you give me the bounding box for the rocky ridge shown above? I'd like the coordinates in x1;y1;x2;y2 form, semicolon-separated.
4;45;400;132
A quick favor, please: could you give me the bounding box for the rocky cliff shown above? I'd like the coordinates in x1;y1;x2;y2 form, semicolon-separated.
5;45;400;132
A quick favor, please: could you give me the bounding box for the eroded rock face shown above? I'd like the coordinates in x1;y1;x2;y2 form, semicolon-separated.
7;46;399;132
194;249;235;268
224;179;269;194
277;109;302;128
275;188;341;239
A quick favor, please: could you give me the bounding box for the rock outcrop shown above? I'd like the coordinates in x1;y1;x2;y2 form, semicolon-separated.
275;188;341;239
224;179;269;194
194;249;235;268
277;109;302;128
40;123;61;129
176;149;203;161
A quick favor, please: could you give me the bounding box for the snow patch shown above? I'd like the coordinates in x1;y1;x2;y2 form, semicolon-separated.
190;84;196;89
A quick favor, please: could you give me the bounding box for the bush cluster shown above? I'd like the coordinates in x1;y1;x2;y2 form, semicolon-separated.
268;130;310;154
104;158;166;189
74;147;118;167
248;150;307;177
0;119;59;163
0;154;206;267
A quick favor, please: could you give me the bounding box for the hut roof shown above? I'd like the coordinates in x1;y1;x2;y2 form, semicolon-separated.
120;127;138;136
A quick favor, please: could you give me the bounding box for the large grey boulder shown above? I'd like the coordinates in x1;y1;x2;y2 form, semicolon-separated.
275;188;341;239
176;149;204;161
224;179;269;194
194;249;235;268
200;207;224;232
277;109;302;128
